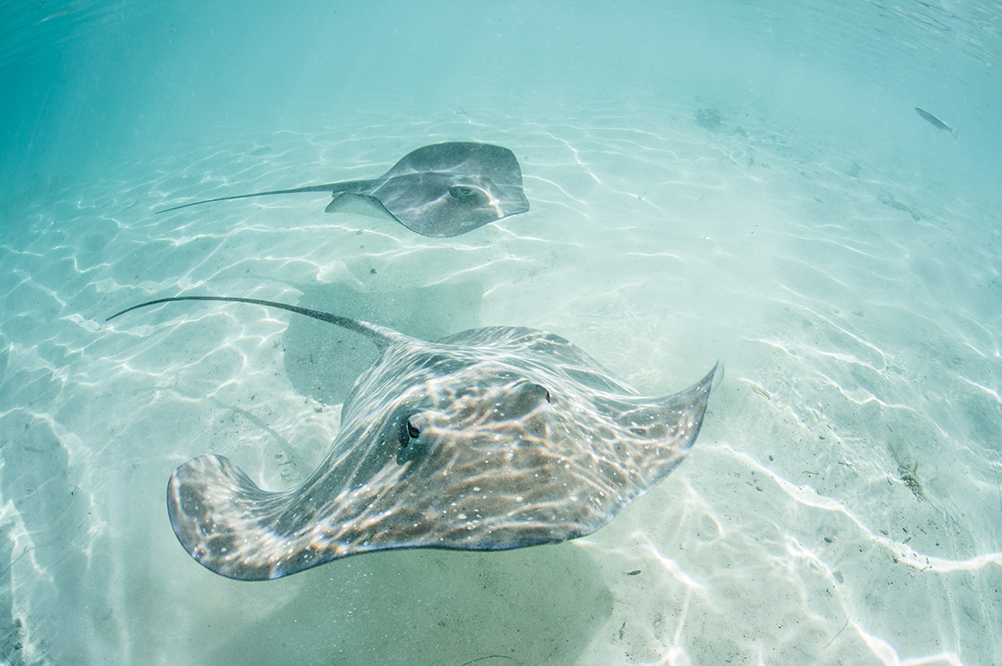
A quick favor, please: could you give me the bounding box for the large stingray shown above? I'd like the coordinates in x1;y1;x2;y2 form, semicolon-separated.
157;142;530;237
108;295;717;580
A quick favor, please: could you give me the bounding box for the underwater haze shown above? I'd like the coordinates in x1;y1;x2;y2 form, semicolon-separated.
2;1;1001;664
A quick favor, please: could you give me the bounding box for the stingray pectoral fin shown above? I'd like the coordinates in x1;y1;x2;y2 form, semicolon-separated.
605;362;719;491
167;455;302;580
324;191;396;221
654;362;719;449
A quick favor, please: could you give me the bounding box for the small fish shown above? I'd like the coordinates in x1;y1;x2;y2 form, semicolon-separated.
914;107;958;137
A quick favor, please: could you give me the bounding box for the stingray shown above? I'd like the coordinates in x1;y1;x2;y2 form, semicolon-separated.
157;141;530;237
108;295;717;580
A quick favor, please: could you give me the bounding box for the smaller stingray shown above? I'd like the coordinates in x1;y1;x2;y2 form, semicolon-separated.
157;142;530;237
107;296;718;580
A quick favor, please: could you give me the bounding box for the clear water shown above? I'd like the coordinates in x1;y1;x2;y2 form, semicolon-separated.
1;1;1000;664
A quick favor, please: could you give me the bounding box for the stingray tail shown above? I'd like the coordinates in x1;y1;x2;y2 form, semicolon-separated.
156;179;379;214
167;454;315;580
106;295;408;348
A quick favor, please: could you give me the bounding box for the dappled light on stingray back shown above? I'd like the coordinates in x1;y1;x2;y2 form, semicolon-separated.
108;295;716;580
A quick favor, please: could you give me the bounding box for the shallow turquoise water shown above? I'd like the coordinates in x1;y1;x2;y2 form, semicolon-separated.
1;2;1000;664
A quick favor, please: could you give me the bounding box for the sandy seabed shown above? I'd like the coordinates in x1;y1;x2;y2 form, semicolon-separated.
1;100;999;665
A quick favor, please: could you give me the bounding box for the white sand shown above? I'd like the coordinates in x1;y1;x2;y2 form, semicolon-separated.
1;97;999;665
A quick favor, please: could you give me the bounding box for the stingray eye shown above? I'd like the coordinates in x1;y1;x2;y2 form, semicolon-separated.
530;383;551;404
399;416;420;448
449;185;475;199
396;416;425;464
396;416;416;446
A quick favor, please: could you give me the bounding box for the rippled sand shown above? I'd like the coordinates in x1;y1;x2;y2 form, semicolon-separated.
1;102;999;665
